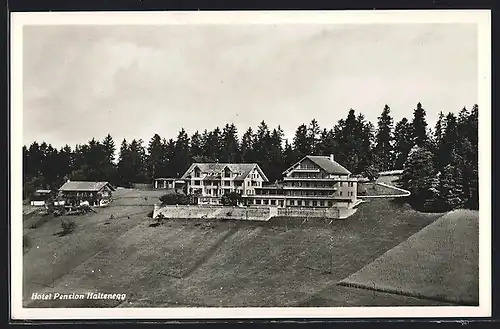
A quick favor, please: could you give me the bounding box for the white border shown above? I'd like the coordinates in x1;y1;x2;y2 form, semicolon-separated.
10;10;492;320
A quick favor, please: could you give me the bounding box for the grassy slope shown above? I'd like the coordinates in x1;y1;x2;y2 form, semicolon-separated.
339;209;479;305
24;189;445;308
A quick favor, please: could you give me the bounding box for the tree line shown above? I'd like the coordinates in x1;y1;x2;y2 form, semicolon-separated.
23;102;478;212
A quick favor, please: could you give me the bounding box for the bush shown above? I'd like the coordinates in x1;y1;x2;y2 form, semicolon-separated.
60;218;76;234
155;213;165;223
159;192;195;206
221;192;242;206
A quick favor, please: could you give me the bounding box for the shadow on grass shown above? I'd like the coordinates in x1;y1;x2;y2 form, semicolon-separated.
53;229;75;237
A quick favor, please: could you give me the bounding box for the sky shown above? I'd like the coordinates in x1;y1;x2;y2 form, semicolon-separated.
23;23;478;149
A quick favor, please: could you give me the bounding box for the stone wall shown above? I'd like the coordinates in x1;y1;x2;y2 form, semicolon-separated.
153;205;271;221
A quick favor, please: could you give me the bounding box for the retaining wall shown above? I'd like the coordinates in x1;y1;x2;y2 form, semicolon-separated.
153;205;271;221
276;207;356;219
153;204;358;221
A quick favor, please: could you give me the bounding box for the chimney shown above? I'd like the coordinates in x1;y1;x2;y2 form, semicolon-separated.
330;154;334;162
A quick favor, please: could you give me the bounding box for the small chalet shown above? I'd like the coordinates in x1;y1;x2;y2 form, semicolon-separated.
58;180;115;208
30;189;54;207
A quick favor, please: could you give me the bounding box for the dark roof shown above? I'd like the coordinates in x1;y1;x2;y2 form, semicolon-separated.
283;155;351;176
306;156;351;175
59;181;115;192
181;163;269;181
154;178;176;181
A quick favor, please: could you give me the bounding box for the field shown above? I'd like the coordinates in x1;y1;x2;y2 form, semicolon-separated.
340;209;479;305
22;188;476;308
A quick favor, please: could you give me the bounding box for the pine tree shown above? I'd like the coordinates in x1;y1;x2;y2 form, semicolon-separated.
357;114;374;174
240;127;255;162
293;124;310;159
393;117;414;169
307;119;321;154
101;134;117;184
422;172;443;211
253;121;272;178
374;105;394;171
220;123;240;163
466;105;479;209
440;156;464;210
203;127;222;162
102;134;116;163
283;139;297;168
117;139;131;187
189;131;203;162
335;109;364;173
317;128;337;156
146;134;164;181
267;126;285;182
173;129;190;177
412;102;429;147
401;146;436;209
163;138;177;175
128;139;147;183
438;112;459;172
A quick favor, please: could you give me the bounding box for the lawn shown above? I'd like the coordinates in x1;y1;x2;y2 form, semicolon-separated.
339;209;479;305
23;190;447;308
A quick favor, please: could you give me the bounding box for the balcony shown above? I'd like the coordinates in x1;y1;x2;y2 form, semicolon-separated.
283;186;338;191
291;168;320;173
283;177;334;181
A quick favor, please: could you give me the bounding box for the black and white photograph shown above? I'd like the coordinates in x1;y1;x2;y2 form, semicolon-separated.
10;10;491;320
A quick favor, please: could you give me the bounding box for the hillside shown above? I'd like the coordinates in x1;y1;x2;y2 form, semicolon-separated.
340;209;479;305
23;188;450;308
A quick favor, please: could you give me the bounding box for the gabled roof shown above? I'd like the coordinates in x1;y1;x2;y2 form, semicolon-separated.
181;163;269;182
283;155;351;176
59;181;115;192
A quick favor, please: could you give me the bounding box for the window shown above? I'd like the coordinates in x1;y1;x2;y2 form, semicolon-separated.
339;191;342;196
328;201;333;207
263;200;269;205
194;169;201;178
224;181;230;186
194;180;200;186
339;182;343;187
313;200;317;207
319;200;324;207
256;199;262;205
247;181;250;186
271;200;276;205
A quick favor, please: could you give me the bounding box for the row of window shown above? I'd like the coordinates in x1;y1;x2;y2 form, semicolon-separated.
291;173;325;179
289;182;337;188
70;192;97;197
249;199;335;207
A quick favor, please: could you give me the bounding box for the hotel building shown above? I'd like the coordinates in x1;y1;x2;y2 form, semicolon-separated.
181;163;269;205
247;155;358;208
180;155;358;209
